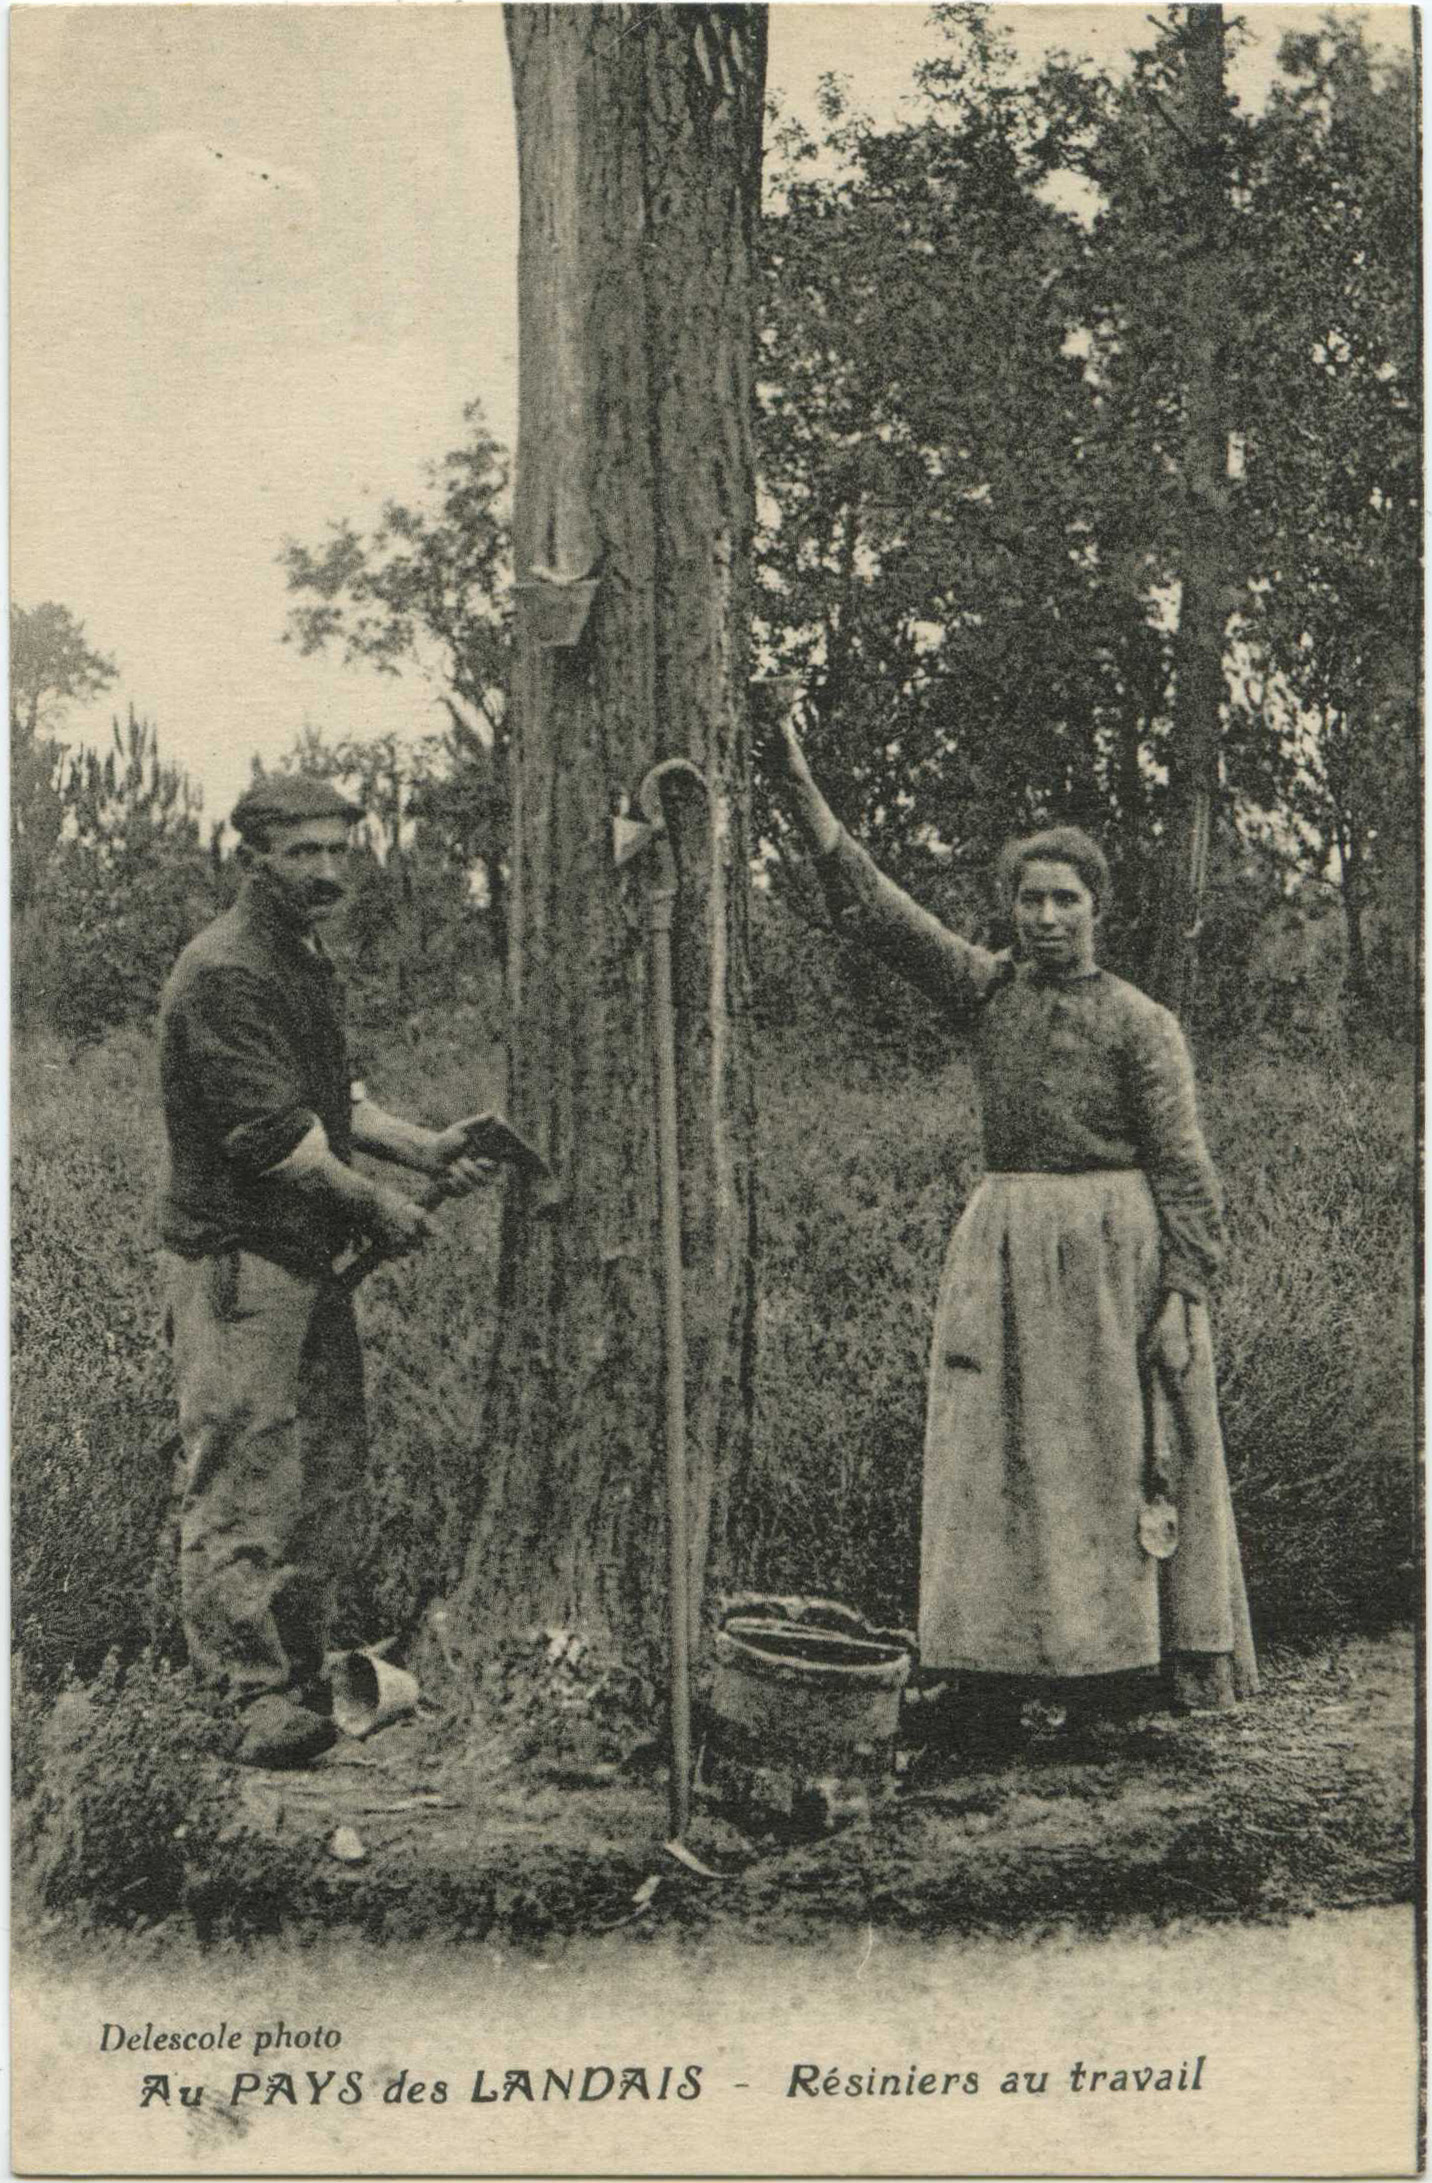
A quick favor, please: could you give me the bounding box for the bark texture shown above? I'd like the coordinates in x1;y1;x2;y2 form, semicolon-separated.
453;5;766;1665
1151;4;1231;1019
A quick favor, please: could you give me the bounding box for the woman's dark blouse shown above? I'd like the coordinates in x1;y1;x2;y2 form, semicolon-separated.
815;828;1226;1301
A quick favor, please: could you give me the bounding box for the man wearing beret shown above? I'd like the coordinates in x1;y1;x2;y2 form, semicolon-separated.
158;773;490;1768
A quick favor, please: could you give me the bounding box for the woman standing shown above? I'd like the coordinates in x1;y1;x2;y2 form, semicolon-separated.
776;719;1257;1723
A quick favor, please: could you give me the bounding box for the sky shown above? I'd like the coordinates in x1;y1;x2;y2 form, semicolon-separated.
11;2;1416;829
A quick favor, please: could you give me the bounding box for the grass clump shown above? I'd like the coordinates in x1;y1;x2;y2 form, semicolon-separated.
739;1025;979;1625
15;1650;238;1932
1212;1042;1417;1638
736;929;1416;1649
9;1006;510;1691
11;1031;182;1692
9;926;1417;1722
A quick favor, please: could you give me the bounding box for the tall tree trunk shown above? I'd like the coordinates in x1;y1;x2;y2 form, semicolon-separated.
484;852;509;979
1119;652;1171;937
451;4;766;1670
1150;4;1231;1018
1328;721;1372;1005
1341;826;1371;1003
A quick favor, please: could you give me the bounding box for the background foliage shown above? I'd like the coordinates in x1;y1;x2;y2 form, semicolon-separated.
10;11;1418;1780
12;929;1416;1705
751;10;1416;1023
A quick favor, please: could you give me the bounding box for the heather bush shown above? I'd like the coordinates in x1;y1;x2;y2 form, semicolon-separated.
10;995;509;1692
15;1649;238;1930
12;847;223;1044
9;917;1417;1712
331;997;508;1642
737;1018;979;1623
735;1001;1417;1648
1211;1042;1417;1636
11;1029;180;1690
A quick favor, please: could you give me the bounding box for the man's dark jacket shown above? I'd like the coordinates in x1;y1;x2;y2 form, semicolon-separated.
158;870;355;1274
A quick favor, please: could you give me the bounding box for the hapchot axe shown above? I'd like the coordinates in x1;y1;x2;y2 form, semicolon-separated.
334;1113;553;1295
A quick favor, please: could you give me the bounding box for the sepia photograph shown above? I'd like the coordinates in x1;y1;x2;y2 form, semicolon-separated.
9;2;1421;2174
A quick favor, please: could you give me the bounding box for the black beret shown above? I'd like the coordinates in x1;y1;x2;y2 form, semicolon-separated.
231;773;364;838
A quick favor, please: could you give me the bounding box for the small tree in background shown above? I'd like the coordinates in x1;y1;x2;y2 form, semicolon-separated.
277;402;513;957
1237;20;1419;1023
16;705;215;1038
751;8;1416;1017
11;601;117;917
9;602;218;1039
1146;3;1233;1019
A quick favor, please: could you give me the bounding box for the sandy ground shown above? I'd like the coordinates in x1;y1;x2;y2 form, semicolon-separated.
12;1906;1420;2177
214;1631;1416;1942
13;1634;1419;2177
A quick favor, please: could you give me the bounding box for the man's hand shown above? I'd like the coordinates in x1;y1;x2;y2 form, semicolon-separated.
427;1116;500;1198
366;1184;435;1259
1146;1290;1192;1380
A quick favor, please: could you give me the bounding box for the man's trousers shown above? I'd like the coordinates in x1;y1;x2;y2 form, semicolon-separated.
162;1248;368;1700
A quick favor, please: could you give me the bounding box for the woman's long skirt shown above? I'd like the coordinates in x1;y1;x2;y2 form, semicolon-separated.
920;1170;1258;1699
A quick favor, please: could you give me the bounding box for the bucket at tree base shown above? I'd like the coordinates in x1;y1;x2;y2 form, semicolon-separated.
703;1595;915;1833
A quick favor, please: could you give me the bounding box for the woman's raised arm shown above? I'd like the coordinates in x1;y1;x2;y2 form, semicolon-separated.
774;715;843;856
771;715;1004;1018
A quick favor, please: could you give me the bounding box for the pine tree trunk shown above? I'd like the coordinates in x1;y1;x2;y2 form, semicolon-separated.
1150;4;1230;1019
451;4;766;1669
1336;784;1372;1006
483;853;509;980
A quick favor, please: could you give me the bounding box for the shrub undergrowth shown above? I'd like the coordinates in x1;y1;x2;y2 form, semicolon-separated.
10;899;1418;1931
15;1650;240;1932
